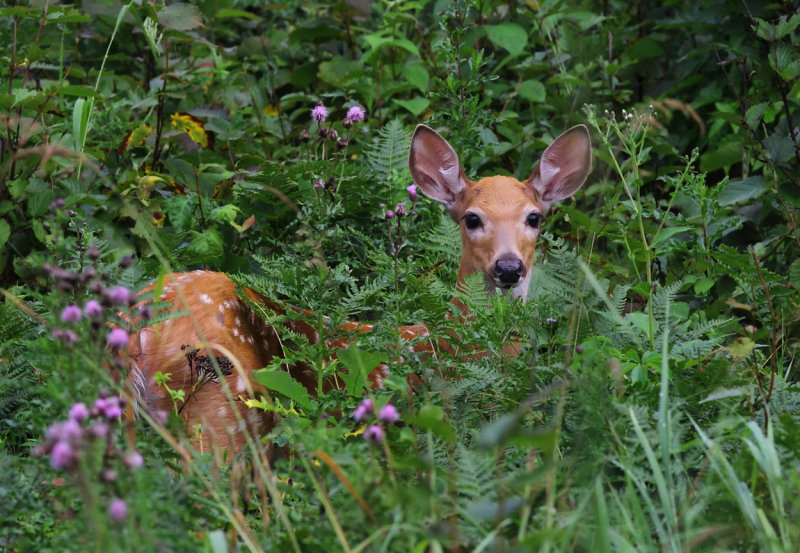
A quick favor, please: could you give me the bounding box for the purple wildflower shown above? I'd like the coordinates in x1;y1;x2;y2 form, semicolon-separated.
88;421;110;439
60;305;82;324
394;202;407;217
108;498;127;522
100;396;123;420
108;285;133;307
50;441;74;469
47;419;82;442
385;210;395;220
406;184;418;202
84;299;103;320
353;404;369;421
311;104;328;123
546;317;557;324
363;425;384;444
125;451;143;469
378;403;400;423
107;328;128;349
346;105;366;122
68;402;89;423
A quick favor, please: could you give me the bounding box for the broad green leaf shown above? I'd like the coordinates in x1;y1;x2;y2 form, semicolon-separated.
337;345;386;397
627;37;664;60
718;176;768;206
0;220;9;252
764;132;794;164
745;102;768;129
393;97;429;116
318;57;362;87
789;258;800;288
215;9;262;21
485;23;528;57
518;79;546;102
55;85;101;98
651;226;692;248
253;369;313;410
412;404;455;442
626;311;650;335
72;98;90;152
402;63;430;92
775;12;800;39
693;277;715;295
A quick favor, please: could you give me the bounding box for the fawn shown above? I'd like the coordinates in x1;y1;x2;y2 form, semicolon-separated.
125;124;592;454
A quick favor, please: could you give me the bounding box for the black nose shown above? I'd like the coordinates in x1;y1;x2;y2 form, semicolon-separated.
494;255;525;285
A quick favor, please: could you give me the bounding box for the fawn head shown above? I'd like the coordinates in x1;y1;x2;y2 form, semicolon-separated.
409;124;592;300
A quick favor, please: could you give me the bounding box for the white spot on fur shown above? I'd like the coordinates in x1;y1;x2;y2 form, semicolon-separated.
199;294;213;305
217;406;228;418
236;376;247;393
218;304;225;313
247;336;254;344
233;328;239;337
235;317;241;327
239;334;245;343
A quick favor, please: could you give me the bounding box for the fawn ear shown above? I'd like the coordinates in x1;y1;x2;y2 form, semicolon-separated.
528;125;592;211
409;124;469;211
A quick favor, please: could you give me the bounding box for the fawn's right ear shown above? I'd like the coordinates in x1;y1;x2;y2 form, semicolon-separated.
408;124;469;210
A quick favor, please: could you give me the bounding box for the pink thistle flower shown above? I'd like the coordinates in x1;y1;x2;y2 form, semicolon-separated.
84;299;103;320
311;104;328;123
88;421;110;439
125;451;143;469
60;305;82;324
108;498;127;522
102;397;123;420
108;285;133;307
50;441;74;469
107;328;128;349
47;419;82;442
363;425;384;444
378;403;399;423
346;105;366;122
406;184;418;202
68;402;89;423
385;210;394;220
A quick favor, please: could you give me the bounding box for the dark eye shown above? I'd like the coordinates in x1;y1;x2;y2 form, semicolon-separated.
527;213;541;229
464;213;482;230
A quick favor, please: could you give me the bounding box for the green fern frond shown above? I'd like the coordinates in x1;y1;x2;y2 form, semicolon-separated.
367;119;411;183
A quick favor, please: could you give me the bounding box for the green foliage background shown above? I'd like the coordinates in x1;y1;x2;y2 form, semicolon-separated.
1;0;799;551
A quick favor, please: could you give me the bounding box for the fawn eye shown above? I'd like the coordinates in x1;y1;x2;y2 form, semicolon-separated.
526;213;541;229
464;213;482;230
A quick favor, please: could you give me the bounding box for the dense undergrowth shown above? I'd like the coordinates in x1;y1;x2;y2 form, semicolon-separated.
1;1;799;551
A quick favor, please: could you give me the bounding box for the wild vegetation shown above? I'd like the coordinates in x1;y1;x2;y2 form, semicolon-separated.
1;1;799;551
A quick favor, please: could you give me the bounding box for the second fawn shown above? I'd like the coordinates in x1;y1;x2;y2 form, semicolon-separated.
125;123;592;454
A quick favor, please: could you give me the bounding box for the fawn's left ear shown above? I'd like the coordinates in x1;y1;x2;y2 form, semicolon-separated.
528;125;592;211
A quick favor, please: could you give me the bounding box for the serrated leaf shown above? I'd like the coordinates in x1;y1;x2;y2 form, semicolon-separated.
790;258;800;288
775;12;800;39
337;345;386;397
253;369;313;410
764;132;795;164
157;3;203;32
745;102;768;129
485;23;528;57
718;176;768;206
518;79;546;102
